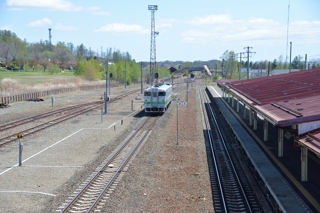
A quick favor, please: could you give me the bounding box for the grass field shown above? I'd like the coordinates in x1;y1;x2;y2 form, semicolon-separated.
0;71;75;85
0;70;107;97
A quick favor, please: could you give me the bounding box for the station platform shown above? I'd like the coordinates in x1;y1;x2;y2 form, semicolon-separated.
206;85;314;213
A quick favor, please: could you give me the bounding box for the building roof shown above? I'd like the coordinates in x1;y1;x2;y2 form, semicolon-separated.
216;68;320;127
299;129;320;156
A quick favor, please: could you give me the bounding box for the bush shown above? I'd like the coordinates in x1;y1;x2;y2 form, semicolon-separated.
74;58;100;81
82;63;98;81
213;74;220;81
47;64;60;74
182;70;188;76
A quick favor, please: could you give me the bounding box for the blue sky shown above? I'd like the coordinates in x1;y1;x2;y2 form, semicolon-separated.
1;0;320;62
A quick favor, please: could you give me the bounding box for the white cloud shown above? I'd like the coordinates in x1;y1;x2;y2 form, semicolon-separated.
87;6;109;16
6;0;83;11
188;14;233;25
95;23;148;34
27;18;52;27
183;14;320;45
54;23;78;31
157;23;173;29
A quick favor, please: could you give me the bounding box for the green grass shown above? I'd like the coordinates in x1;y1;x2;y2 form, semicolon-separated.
0;71;75;85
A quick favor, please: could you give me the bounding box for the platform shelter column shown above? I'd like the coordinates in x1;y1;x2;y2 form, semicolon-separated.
236;99;239;112
232;95;234;108
263;119;268;141
301;146;308;181
278;128;284;157
253;111;257;130
243;104;247;119
249;109;253;126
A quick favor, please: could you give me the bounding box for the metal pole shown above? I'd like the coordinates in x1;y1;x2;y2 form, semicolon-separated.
140;62;143;94
176;100;179;145
239;53;242;80
305;54;307;70
104;61;108;114
247;47;250;79
186;78;189;103
125;61;127;89
19;138;22;166
289;42;292;73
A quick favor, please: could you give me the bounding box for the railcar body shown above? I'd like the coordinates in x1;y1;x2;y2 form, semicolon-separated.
144;83;172;113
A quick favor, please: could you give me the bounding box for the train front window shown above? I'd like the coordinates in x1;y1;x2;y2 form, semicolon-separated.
144;92;151;96
152;92;157;97
158;92;166;96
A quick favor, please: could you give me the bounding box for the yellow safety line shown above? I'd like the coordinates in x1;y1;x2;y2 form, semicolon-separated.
209;86;320;211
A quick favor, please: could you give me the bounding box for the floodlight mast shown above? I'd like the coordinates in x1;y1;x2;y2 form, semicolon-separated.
148;5;158;86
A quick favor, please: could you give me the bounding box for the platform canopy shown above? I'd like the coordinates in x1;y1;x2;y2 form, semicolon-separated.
216;68;320;129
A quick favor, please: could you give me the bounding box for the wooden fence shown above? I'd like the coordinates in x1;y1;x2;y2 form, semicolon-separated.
0;84;105;104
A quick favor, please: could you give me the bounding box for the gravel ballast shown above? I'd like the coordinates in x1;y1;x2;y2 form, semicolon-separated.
0;81;214;212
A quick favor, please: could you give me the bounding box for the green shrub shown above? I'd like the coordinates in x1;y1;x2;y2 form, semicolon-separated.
213;74;220;81
82;63;98;81
47;64;60;74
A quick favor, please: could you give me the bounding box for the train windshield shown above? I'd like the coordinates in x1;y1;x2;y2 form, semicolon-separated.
158;92;166;96
144;92;151;96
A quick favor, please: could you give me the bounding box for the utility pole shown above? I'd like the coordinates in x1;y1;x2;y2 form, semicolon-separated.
48;28;52;51
305;54;308;70
289;42;292;73
148;5;159;86
104;61;109;114
222;59;225;77
48;28;52;44
285;0;291;68
140;61;143;94
236;52;242;80
243;46;256;79
125;60;127;89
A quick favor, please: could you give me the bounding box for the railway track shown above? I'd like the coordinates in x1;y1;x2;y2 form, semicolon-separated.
198;81;263;213
0;89;140;148
57;115;159;212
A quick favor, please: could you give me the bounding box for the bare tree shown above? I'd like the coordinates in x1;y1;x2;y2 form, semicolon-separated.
0;42;15;65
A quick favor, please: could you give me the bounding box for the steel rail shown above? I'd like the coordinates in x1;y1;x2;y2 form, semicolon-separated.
60;116;157;213
0;90;140;147
198;82;227;212
200;81;253;213
0;104;100;147
87;117;158;212
0;101;101;132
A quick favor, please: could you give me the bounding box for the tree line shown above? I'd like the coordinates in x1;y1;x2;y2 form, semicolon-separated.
1;29;319;82
0;30;171;84
215;50;320;79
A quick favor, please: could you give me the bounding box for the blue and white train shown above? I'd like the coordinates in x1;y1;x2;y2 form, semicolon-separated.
144;83;172;113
